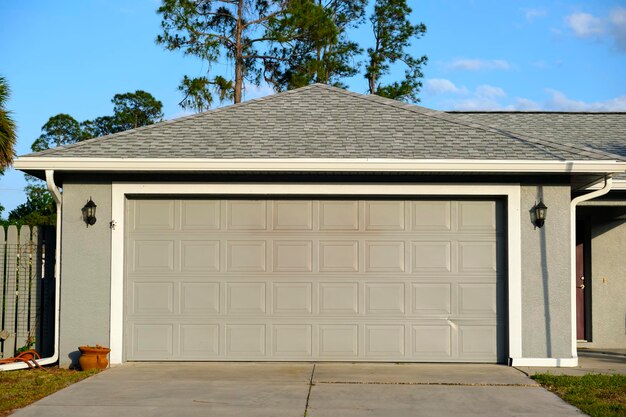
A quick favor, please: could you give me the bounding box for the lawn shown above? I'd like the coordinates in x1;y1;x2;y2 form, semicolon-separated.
0;367;99;416
532;374;626;417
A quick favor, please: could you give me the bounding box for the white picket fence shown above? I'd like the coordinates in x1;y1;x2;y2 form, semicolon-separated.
0;225;55;359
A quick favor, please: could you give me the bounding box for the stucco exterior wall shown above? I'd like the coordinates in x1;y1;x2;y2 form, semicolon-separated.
520;185;573;359
59;179;112;368
580;206;626;349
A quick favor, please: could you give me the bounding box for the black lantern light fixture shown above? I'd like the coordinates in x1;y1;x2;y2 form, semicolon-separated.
534;201;547;228
82;197;97;226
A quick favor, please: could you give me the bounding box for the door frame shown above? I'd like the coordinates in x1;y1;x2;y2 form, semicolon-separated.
109;182;522;365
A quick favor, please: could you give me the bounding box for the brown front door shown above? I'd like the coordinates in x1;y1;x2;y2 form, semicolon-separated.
576;223;586;340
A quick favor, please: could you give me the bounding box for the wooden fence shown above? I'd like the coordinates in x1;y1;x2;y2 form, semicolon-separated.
0;225;55;359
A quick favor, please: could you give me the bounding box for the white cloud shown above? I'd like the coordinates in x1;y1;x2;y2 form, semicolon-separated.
447;59;511;71
243;84;275;100
610;6;626;52
475;85;506;99
523;8;547;21
425;78;467;95
566;12;605;37
545;89;626;111
427;82;508;110
505;98;542;111
565;7;626;52
447;98;502;110
425;82;626;111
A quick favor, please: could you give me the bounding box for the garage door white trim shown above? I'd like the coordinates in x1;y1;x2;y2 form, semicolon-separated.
110;183;522;365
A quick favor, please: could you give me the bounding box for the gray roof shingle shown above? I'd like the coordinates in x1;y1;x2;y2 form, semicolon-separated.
23;84;624;162
449;111;626;179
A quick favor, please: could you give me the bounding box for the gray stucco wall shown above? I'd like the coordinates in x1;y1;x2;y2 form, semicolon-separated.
520;185;573;359
59;178;112;368
579;206;626;349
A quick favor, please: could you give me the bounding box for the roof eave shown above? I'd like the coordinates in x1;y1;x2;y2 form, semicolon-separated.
13;157;626;174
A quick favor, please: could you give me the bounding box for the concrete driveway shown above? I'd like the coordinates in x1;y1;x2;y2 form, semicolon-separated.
12;363;584;417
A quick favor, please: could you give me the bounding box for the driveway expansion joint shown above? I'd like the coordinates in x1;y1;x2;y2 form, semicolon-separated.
303;364;316;417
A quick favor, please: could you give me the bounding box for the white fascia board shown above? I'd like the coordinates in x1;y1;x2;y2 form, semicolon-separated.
13;157;626;174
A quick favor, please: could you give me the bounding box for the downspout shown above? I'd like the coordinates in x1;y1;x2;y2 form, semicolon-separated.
569;175;612;363
0;170;61;371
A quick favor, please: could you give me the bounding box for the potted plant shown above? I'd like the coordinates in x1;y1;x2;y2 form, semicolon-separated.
78;344;111;370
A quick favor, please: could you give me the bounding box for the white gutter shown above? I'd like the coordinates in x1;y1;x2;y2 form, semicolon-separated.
587;179;626;191
0;170;61;371
13;157;626;174
569;176;613;363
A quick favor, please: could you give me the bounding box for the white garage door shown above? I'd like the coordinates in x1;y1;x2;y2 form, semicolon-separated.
125;198;505;362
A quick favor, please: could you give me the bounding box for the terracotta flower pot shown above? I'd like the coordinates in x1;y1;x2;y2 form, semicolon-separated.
78;345;111;370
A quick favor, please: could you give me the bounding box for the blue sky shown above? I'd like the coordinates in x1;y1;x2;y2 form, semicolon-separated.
1;0;625;213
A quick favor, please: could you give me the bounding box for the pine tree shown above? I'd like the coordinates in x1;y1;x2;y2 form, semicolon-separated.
365;0;427;102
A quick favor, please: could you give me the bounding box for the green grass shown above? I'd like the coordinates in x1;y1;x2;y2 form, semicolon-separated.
0;367;99;416
532;374;626;417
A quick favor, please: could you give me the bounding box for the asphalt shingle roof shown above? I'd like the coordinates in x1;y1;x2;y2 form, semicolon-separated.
449;111;626;179
25;84;623;162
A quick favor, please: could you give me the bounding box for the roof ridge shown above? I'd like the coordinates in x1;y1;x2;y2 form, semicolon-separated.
323;89;622;161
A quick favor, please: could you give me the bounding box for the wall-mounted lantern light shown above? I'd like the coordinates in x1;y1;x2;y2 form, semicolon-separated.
534;201;547;228
82;197;97;226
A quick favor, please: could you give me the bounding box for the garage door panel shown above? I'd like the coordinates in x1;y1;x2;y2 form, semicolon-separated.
458;283;497;316
365;283;405;315
180;240;220;272
273;325;312;356
132;200;175;231
131;324;174;359
319;325;359;357
272;240;312;272
412;241;452;272
458;201;497;231
227;201;267;230
365;201;405;231
319;240;359;272
412;201;451;231
364;325;405;356
273;201;313;230
412;283;451;315
365;241;405;272
131;282;175;315
272;283;312;314
132;240;175;273
458;241;497;273
181;282;220;314
227;241;267;272
458;325;498;358
180;200;220;230
226;282;266;314
412;325;452;357
319;201;359;230
180;324;219;358
319;282;359;315
225;324;266;356
126;198;505;362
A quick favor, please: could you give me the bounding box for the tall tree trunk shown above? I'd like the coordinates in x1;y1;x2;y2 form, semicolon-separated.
234;0;244;103
368;63;377;94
